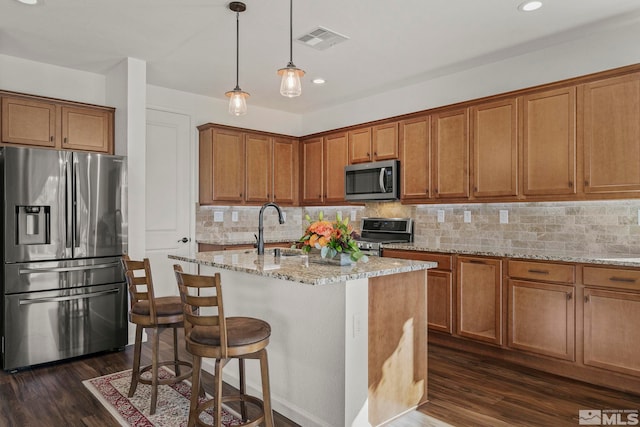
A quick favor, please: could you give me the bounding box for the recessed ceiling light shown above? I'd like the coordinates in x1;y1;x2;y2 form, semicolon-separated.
312;78;326;85
518;1;542;12
15;0;41;4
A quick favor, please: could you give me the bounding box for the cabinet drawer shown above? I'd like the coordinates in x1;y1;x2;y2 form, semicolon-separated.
508;260;575;284
583;266;640;291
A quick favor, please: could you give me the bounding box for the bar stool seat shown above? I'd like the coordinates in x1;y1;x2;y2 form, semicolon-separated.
174;266;274;427
123;256;194;415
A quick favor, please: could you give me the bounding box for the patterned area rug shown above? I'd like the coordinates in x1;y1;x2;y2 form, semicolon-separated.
83;368;242;427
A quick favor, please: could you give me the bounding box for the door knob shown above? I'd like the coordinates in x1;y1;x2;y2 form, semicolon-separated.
178;237;190;243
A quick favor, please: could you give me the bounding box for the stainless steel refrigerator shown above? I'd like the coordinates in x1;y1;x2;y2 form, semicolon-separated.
1;146;128;371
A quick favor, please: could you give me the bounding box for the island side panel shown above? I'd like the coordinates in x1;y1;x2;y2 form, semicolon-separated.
198;266;349;427
368;270;428;426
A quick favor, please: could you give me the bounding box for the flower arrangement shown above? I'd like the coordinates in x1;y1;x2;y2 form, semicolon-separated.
297;211;368;262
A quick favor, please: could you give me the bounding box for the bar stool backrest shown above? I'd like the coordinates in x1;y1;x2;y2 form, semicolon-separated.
122;255;158;321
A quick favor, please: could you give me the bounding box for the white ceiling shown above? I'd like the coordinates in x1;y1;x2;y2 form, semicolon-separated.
3;0;640;114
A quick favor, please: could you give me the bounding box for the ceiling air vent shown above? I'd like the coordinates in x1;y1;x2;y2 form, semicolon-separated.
296;26;349;51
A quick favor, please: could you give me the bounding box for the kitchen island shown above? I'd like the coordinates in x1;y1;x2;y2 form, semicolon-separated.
169;249;436;427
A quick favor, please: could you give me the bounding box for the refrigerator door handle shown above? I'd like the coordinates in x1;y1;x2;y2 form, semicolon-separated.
18;288;121;305
73;164;80;249
65;159;73;250
18;261;122;275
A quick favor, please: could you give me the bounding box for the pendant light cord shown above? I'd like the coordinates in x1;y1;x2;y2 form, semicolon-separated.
235;10;240;90
288;0;294;66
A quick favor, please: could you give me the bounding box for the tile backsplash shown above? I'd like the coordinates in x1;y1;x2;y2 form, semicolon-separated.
196;200;640;254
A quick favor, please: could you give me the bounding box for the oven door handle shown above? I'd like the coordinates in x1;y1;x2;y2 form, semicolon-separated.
18;261;121;275
18;288;120;305
379;167;387;193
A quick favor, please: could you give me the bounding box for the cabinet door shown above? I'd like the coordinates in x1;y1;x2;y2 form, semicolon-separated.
61;106;112;153
582;72;640;193
372;122;398;161
428;270;453;334
432;109;469;199
584;288;640;376
457;256;502;345
212;128;244;203
523;87;576;196
1;96;57;147
507;280;575;361
302;137;324;204
348;127;372;164
273;137;297;205
471;98;518;198
324;132;349;203
245;133;272;204
199;128;215;205
399;116;430;200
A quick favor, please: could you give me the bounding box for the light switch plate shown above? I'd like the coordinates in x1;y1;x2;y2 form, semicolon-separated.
282;211;287;222
437;210;445;223
464;211;471;223
499;210;509;224
232;211;238;222
351;210;357;222
214;211;224;222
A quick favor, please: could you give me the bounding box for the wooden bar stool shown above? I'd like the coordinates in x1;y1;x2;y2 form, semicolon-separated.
122;256;193;415
173;265;274;427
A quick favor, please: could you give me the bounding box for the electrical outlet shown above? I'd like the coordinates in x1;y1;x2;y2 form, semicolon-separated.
499;210;509;224
351;210;357;222
282;211;287;222
437;210;445;223
232;211;239;222
214;211;224;222
464;211;471;223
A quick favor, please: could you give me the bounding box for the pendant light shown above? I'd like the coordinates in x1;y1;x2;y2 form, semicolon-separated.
278;0;305;97
225;2;249;116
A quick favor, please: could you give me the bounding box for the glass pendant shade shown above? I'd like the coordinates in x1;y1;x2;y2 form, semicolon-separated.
226;88;249;116
278;65;305;97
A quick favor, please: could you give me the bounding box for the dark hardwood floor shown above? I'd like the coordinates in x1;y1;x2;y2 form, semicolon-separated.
0;329;638;426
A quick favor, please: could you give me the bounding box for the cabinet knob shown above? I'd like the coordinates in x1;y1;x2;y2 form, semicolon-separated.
584;180;589;187
566;291;573;301
568;181;573;188
585;295;590;303
63;137;68;144
50;136;54;142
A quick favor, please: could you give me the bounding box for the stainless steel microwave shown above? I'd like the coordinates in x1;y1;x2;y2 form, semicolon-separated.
344;160;400;201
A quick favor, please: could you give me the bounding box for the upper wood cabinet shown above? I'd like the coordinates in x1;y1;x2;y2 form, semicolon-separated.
244;132;272;204
523;87;576;196
199;125;298;206
348;127;372;164
61;106;112;153
273;137;298;206
2;96;57;147
324;132;349;203
582;72;640;194
471;98;519;198
399;116;431;200
301;137;324;205
348;123;399;164
199;127;245;204
1;94;114;153
432;109;470;199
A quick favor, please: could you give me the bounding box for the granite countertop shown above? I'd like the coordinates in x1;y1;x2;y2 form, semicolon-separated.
383;243;640;268
196;239;296;246
170;249;436;286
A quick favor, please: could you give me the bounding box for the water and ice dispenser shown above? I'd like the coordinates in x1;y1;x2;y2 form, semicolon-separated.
16;205;50;245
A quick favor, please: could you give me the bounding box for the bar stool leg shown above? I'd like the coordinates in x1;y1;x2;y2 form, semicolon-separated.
150;327;160;415
173;327;181;376
128;325;143;398
260;350;274;427
239;358;247;421
188;356;202;427
214;358;225;427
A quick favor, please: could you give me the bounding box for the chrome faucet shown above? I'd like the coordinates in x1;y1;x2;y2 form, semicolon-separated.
257;202;285;255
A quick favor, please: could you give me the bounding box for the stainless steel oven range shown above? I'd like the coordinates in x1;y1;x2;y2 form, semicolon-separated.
354;217;413;256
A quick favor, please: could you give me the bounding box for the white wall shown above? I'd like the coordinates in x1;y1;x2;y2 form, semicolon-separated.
301;18;640;134
0;54;106;105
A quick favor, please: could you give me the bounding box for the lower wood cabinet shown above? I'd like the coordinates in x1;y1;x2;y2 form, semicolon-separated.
507;280;575;360
583;266;640;377
456;256;502;345
507;260;576;361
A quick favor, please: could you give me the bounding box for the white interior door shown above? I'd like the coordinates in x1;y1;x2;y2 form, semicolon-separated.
145;109;192;297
